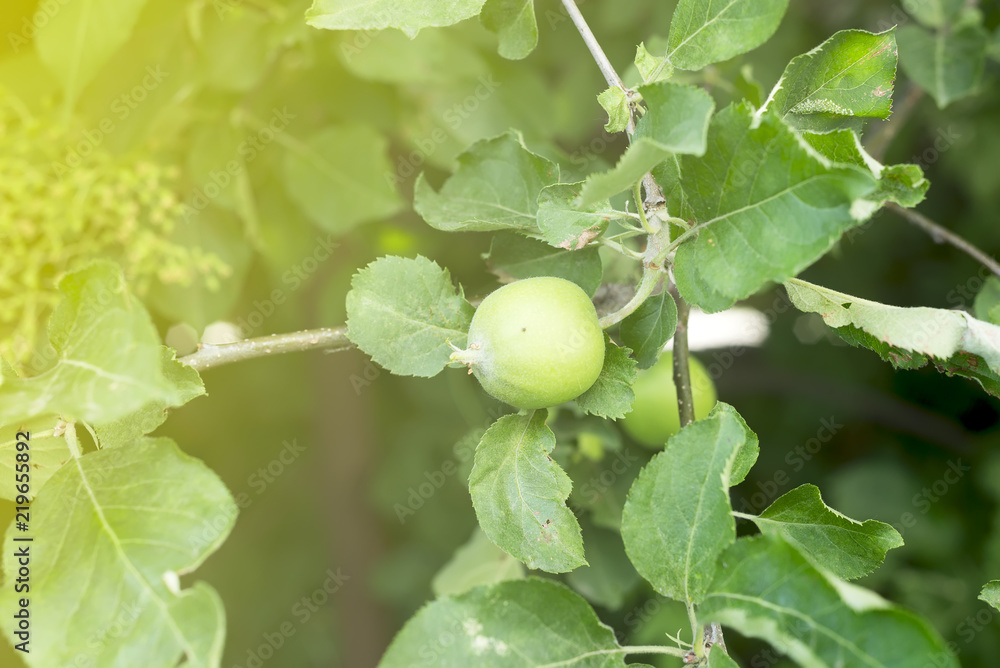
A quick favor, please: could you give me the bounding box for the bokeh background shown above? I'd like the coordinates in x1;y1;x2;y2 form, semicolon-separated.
1;0;999;665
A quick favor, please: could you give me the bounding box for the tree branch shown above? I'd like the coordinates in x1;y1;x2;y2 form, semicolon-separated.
886;203;1000;280
670;288;695;427
559;0;625;90
180;327;354;371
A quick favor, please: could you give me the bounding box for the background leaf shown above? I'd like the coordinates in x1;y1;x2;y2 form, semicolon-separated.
0;438;236;667
306;0;488;38
667;0;789;70
431;528;525;597
346;255;474;377
281;124;403;234
621;404;751;602
536;183;622;250
0;416;70;501
898;22;990;108
468;412;586;573
415;132;560;233
481;0;538;60
700;536;959;668
378;578;627;667
747;484;903;580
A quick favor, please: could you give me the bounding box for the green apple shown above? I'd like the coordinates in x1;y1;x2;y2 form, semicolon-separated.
622;352;717;448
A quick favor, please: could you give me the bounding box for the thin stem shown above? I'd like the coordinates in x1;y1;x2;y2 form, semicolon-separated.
559;0;625;90
539;644;689;667
64;423;82;459
686;601;700;648
732;511;757;520
180;327;354;371
598;266;662;328
887;203;1000;279
671;289;695;427
633;180;655;234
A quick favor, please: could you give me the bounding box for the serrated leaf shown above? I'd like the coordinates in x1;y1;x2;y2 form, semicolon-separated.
94;348;206;449
536;183;623;250
35;0;149;109
0;262;194;427
666;0;789;71
619;291;677;370
979;581;1000;612
766;30;897;126
701;536;959;668
482;0;537;60
974;277;1000;325
708;645;739;667
621;404;752;602
468;412;585;573
346;255;474;377
486;232;603;296
281;124;403;234
305;0;487;38
0;416;70;501
432;528;525;597
664;104;876;313
635;43;673;84
580;83;714;206
574;338;637;420
0;438;235;667
716;403;759;486
747;484;903;580
598;86;630;133
415;131;560;233
801;130;929;208
898;22;990;108
785;278;1000;397
379;578;627;667
907;0;965;29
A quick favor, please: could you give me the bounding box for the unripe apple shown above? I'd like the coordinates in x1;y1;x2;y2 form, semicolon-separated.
622;352;717;448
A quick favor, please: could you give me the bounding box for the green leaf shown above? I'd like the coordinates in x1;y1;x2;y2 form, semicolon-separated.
415;131;560;233
486;233;603;296
580;83;714;206
468;412;586;573
337;28;489;84
621;404;752;602
708;645;739;667
432;528;525;597
346;255;474;377
566;521;641;610
746;484;903;580
664;104;876;312
979;581;1000;612
0;438;236;667
94;348;206;449
666;0;789;70
281;124;404;234
700;536;959;668
598;86;630;133
0;262;195;426
785;278;1000;397
379;578;627;667
766;30;897;127
536;183;622;250
716;403;759;486
0;416;70;501
574;337;638;420
801;130;929;208
619;291;677;370
635;43;673;84
306;0;487;38
898;22;990;108
482;0;537;60
974;277;1000;325
907;0;965;29
35;0;149;109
